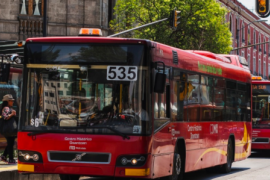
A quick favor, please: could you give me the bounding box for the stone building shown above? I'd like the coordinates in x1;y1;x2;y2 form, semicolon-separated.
219;0;270;79
0;0;116;56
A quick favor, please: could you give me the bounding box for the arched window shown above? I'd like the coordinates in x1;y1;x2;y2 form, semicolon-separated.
264;61;266;77
268;63;270;77
259;34;261;51
259;59;261;75
264;37;266;54
269;37;270;55
230;15;233;37
235;18;238;40
253;57;256;74
242;22;245;42
254;30;256;48
248;27;251;45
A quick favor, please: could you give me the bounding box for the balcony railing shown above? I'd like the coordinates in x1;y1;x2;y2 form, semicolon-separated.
18;15;43;40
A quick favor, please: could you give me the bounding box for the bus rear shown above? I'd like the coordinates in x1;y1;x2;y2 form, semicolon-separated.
252;78;270;150
18;36;152;179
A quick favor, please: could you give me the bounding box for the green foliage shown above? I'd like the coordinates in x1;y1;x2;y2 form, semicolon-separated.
110;0;232;54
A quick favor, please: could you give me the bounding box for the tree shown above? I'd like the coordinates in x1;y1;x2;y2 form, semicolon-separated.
110;0;232;54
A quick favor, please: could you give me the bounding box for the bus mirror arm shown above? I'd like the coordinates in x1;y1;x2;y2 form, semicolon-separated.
153;61;166;93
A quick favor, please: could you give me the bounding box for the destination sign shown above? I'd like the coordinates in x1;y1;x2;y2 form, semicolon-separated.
252;84;270;94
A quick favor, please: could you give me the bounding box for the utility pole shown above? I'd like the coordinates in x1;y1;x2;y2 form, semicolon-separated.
43;0;47;37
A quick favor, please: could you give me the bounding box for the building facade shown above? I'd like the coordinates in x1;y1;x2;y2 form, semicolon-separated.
219;0;270;79
0;0;115;42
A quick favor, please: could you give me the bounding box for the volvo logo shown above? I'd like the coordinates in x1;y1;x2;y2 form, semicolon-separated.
72;153;86;161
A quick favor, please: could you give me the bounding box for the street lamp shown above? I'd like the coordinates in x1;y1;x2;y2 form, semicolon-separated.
237;19;268;54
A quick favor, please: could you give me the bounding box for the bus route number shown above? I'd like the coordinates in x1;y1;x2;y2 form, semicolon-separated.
107;66;137;81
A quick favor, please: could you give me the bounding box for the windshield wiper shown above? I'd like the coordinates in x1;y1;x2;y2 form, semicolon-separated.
89;126;130;140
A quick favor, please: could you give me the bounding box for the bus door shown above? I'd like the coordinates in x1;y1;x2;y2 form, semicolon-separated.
152;68;173;178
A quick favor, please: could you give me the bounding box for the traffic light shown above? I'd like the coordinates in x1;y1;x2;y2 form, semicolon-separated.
256;0;270;17
170;10;181;29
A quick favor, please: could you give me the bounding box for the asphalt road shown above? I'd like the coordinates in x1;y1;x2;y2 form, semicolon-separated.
80;151;270;180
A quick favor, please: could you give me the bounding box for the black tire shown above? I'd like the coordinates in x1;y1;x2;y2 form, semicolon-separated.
220;138;233;173
163;147;184;180
59;174;80;180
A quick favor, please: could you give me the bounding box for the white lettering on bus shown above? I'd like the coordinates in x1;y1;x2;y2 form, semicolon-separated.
65;137;76;141
210;124;218;134
190;133;199;139
77;137;92;141
69;141;87;145
65;137;92;141
187;125;202;132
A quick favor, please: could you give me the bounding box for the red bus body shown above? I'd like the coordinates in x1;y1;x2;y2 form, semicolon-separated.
251;80;270;150
17;37;252;179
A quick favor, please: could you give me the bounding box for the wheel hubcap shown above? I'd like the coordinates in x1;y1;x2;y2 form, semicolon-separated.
175;154;181;175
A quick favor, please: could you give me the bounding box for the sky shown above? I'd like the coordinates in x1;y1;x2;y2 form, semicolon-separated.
237;0;270;23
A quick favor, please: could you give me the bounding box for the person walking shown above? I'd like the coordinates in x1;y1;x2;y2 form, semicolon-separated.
0;94;17;164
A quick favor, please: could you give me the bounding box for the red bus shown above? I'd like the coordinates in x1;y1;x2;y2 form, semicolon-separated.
251;77;270;150
17;28;252;180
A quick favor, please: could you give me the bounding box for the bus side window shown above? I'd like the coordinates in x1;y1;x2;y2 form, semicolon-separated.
187;73;200;122
246;83;251;122
172;70;187;121
226;81;237;121
200;76;213;121
237;83;247;121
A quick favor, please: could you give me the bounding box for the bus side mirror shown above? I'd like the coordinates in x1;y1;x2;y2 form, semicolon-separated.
154;72;166;93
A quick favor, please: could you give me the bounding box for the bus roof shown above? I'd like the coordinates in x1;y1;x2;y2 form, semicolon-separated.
25;36;148;44
252;80;270;84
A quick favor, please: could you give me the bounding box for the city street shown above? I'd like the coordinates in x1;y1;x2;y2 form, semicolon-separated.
80;151;270;180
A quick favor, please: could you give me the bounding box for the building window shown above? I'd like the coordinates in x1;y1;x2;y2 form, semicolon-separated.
269;37;270;55
248;55;250;68
254;31;256;48
20;0;42;16
242;22;245;42
259;59;261;76
264;37;266;54
230;15;233;37
268;63;270;77
241;51;244;58
235;18;238;40
253;57;256;74
248;27;251;45
264;61;266;78
259;34;261;51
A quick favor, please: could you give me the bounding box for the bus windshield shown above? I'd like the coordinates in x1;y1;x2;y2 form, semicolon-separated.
252;84;270;129
21;44;151;135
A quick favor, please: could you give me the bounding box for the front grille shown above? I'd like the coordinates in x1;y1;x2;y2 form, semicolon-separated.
252;138;269;143
48;151;111;164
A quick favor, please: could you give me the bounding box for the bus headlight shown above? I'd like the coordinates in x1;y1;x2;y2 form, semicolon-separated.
131;158;137;165
116;155;147;167
32;154;39;161
24;153;30;161
18;150;43;163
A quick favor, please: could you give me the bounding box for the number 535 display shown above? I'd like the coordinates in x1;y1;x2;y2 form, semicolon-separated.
107;66;137;81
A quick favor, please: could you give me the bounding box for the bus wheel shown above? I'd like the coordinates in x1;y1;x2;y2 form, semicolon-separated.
220;138;233;173
59;174;80;180
167;151;183;180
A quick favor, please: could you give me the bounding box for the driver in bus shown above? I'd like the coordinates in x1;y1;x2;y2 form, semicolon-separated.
132;97;149;121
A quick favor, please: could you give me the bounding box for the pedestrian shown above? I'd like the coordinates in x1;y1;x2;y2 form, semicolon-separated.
0;94;17;164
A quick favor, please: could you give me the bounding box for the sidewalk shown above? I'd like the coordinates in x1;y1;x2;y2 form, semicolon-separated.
0;161;61;180
0;160;17;172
